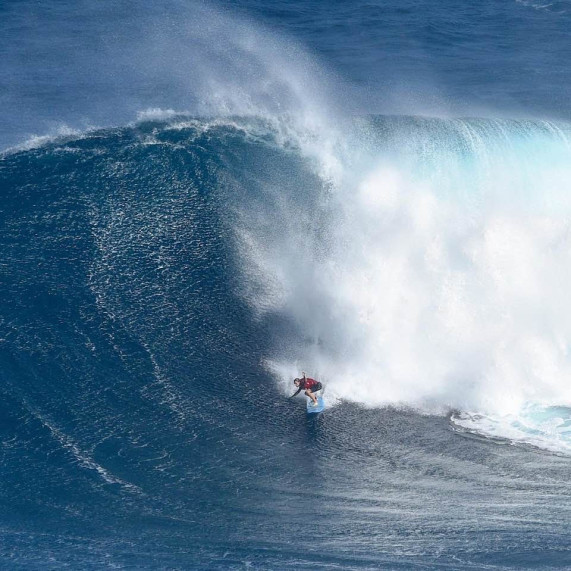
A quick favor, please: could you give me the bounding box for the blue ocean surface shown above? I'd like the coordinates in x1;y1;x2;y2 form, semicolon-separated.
1;1;571;569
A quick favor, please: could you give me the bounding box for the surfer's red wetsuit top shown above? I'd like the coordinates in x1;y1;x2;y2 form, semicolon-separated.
302;378;318;389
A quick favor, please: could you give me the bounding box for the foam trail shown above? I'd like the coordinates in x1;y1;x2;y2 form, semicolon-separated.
237;117;571;445
451;405;571;454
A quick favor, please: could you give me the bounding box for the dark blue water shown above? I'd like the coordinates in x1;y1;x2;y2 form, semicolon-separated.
2;1;571;569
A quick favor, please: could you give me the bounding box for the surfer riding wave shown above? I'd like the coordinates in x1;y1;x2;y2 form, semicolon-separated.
291;373;322;406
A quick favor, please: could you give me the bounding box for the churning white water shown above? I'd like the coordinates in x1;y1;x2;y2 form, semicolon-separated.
238;116;571;453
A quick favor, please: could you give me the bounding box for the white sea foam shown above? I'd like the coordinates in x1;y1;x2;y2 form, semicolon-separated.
236;116;571;453
2;125;85;155
451;404;571;454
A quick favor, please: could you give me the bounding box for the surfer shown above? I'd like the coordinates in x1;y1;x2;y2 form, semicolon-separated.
291;372;322;406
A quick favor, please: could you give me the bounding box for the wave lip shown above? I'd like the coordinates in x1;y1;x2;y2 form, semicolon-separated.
450;404;571;455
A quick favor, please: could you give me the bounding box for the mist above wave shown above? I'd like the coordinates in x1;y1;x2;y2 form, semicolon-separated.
0;0;342;150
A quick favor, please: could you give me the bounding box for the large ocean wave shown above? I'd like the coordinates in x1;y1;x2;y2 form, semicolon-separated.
3;113;571;455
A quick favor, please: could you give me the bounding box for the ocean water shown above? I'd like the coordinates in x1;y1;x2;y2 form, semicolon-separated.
1;1;571;569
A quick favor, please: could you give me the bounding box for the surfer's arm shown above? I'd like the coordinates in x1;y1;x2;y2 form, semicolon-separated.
290;388;302;398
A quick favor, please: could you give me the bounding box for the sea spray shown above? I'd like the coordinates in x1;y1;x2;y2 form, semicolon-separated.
233;116;571;452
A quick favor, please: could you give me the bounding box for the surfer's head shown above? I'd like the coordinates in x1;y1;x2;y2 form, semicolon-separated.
293;378;301;386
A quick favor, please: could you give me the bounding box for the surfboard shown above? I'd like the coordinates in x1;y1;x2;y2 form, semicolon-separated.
306;396;325;414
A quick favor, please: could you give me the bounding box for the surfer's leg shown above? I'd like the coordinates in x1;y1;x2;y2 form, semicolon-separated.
305;389;318;405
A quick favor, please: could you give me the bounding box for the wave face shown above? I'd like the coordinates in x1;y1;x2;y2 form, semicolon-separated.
2;116;571;568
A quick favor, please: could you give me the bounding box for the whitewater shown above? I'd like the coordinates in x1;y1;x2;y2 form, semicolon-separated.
1;0;571;568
